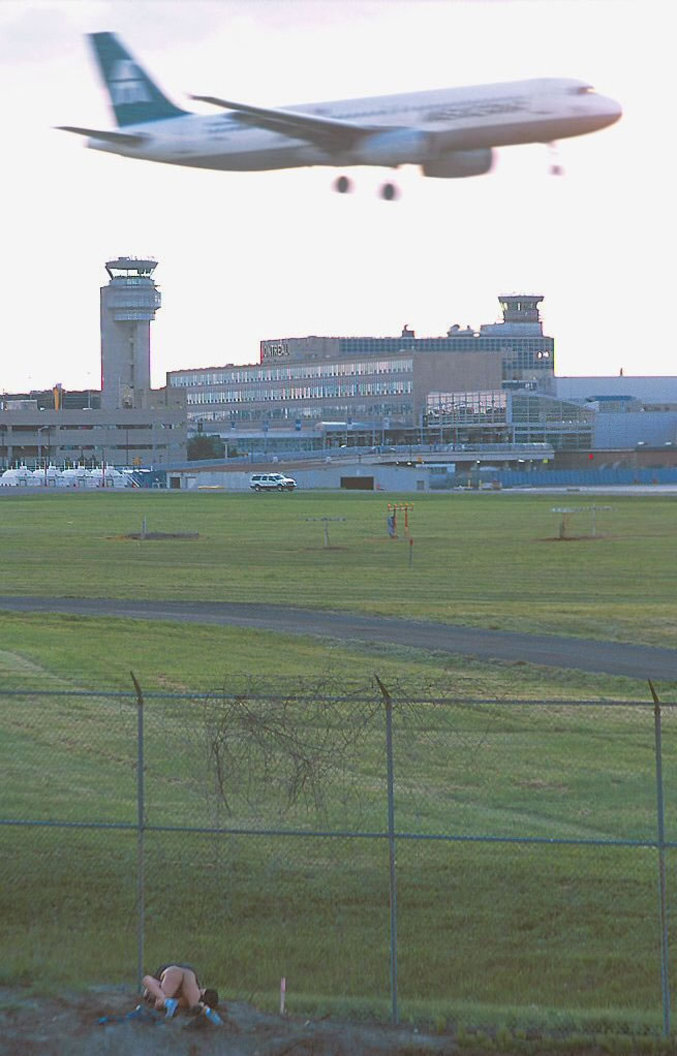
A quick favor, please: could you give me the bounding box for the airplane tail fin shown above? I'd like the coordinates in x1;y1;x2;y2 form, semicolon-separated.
88;32;187;126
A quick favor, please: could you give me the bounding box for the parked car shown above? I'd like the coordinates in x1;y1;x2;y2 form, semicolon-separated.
250;472;297;492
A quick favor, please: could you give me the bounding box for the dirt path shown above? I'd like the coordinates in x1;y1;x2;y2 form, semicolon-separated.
0;987;457;1056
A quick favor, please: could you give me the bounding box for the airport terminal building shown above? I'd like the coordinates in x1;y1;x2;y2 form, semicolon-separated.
167;295;555;443
168;344;503;437
4;265;676;477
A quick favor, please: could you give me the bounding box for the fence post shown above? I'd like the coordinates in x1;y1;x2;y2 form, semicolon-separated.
649;679;671;1037
375;675;399;1025
131;672;145;994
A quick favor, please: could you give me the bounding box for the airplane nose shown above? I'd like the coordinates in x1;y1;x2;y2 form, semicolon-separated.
602;95;623;125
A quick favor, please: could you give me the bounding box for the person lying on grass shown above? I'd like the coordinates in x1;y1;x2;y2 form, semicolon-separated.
142;962;222;1022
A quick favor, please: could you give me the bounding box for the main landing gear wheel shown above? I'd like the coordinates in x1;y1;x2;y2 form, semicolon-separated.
334;175;352;194
380;182;399;201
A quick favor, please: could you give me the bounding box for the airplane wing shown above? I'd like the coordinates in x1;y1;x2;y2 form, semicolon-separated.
190;95;384;149
57;125;149;147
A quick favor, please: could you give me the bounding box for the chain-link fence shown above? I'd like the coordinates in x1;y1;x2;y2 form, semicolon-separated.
2;675;675;1032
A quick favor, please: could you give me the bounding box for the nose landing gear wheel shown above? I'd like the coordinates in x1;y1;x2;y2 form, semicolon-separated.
334;175;352;194
547;142;564;176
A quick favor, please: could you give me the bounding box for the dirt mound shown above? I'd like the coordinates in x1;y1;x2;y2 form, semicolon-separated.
0;987;456;1056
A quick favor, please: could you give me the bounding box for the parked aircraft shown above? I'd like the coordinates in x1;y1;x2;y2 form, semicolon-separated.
59;32;622;199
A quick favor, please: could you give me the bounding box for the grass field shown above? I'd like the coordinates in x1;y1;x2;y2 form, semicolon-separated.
1;489;676;1033
0;488;675;646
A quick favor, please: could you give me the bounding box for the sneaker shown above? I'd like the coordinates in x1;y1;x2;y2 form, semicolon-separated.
164;997;179;1018
203;1006;222;1025
127;1005;161;1024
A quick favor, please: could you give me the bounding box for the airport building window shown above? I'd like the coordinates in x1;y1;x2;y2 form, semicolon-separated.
169;357;414;390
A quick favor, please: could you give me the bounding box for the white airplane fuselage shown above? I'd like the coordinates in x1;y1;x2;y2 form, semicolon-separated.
84;77;621;173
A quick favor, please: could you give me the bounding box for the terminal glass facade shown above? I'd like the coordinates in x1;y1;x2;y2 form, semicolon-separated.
425;390;593;450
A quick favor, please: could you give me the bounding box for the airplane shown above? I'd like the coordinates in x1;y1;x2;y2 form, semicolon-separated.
59;32;622;200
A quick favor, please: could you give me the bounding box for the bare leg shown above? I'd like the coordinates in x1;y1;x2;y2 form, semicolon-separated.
142;967;183;1010
160;966;202;1009
175;968;201;1008
142;967;203;1011
142;974;165;1008
158;966;184;1000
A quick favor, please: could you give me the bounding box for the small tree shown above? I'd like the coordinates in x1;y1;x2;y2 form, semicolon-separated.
187;434;226;461
202;676;382;821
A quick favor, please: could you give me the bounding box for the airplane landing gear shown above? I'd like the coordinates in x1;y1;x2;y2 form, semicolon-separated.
548;142;564;176
332;175;400;199
380;182;399;201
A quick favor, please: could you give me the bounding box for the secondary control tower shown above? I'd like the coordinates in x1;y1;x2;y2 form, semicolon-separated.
100;257;161;410
497;294;544;328
479;294;554;391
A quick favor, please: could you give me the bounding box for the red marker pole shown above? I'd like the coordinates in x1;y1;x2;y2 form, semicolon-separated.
409;537;414;568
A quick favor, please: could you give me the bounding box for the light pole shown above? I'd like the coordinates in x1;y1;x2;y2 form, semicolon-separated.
38;426;50;484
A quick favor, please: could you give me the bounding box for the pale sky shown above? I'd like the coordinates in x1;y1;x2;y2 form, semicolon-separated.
0;0;670;392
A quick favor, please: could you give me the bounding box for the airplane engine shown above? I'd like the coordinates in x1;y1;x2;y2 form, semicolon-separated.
422;148;494;178
354;129;430;167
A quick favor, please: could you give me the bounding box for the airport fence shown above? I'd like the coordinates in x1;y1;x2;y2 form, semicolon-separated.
2;674;676;1033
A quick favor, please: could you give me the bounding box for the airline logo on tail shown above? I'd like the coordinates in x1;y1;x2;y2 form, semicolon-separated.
108;60;153;107
88;32;186;126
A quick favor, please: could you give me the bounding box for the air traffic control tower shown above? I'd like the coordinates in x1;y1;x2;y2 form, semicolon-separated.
100;257;161;410
498;294;544;327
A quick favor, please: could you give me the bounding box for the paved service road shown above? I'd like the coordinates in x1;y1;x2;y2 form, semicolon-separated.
1;595;676;681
